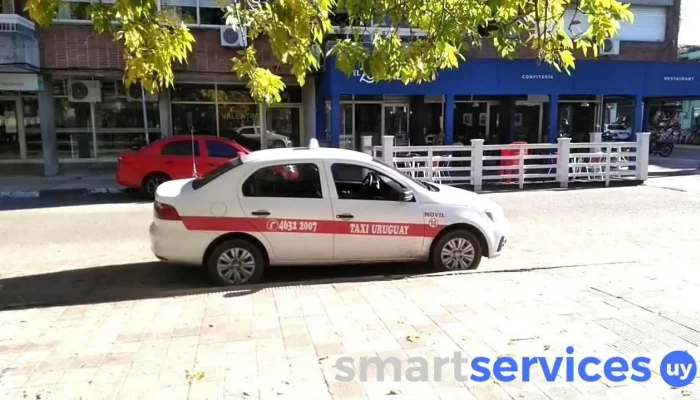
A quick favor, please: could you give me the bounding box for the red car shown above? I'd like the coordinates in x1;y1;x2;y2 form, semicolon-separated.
117;135;250;198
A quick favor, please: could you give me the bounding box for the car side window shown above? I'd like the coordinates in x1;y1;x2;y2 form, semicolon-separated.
161;140;200;156
242;163;323;199
206;141;238;158
331;163;405;201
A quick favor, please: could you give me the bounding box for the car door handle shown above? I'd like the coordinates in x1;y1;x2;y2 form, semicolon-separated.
251;210;270;216
336;213;354;219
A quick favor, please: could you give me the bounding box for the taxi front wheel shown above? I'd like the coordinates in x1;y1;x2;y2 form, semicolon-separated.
431;230;483;271
206;239;266;286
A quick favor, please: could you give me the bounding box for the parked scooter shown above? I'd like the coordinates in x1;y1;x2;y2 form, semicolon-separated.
649;133;674;157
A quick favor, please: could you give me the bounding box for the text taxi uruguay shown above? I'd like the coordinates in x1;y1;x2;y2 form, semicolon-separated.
150;140;509;286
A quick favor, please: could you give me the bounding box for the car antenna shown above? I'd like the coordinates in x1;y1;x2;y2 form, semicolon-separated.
189;124;199;178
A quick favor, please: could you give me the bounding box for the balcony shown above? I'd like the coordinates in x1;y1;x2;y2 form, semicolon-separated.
0;14;40;70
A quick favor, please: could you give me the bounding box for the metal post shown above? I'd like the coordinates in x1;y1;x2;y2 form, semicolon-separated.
141;85;150;145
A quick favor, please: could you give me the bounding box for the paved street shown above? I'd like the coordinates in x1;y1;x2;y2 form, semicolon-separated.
0;163;699;398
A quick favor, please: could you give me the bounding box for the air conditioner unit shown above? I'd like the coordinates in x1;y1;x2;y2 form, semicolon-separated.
220;26;247;48
69;80;101;103
600;39;620;56
127;85;158;102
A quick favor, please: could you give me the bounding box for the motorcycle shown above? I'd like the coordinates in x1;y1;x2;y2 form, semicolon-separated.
649;133;674;157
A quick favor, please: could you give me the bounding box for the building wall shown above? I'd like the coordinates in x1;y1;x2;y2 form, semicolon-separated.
465;2;680;62
39;25;289;74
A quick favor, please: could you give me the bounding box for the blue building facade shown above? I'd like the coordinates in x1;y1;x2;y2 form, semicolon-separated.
317;58;700;149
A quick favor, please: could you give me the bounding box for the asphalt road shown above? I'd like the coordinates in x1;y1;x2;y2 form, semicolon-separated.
1;169;699;310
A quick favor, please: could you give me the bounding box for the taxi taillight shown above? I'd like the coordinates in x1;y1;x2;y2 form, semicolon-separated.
154;201;181;221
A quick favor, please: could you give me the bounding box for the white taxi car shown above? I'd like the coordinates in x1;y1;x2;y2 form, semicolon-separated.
150;140;509;286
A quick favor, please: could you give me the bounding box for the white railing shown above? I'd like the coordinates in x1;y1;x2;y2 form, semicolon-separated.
364;133;650;191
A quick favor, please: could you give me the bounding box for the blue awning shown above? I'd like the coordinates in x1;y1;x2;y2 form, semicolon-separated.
322;58;700;98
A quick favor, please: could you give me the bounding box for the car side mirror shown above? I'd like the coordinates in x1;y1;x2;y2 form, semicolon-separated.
398;189;414;202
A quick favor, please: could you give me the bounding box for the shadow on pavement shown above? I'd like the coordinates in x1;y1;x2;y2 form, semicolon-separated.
0;192;149;212
0;261;429;310
647;169;700;178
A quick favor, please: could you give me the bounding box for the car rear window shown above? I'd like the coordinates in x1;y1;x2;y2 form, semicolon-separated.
192;157;243;190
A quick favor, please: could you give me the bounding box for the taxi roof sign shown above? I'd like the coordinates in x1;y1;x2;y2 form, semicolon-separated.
308;138;320;149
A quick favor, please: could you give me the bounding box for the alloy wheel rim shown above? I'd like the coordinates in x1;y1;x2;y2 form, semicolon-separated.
216;248;256;284
147;178;163;196
440;238;475;270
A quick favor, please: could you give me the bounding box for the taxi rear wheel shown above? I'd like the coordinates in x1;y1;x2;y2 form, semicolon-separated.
206;239;265;286
431;230;483;271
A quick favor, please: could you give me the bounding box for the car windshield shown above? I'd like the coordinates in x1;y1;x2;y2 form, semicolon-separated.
372;157;439;192
192;157;243;190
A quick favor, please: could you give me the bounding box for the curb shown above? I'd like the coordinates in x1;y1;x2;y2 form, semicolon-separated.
0;187;127;199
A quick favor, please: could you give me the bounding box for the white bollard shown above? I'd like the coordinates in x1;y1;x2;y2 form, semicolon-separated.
470;139;484;191
637;132;650;181
361;135;373;155
557;137;571;188
382;135;395;165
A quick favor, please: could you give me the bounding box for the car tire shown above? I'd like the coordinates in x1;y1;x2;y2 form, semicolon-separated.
430;229;483;272
272;140;287;148
659;144;673;157
206;239;266;286
141;173;170;199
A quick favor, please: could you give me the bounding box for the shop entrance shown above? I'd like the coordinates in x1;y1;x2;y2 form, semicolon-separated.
514;101;545;143
0;97;24;160
338;98;411;150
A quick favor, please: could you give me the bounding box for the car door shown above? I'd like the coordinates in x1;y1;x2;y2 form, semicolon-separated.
159;139;203;179
236;160;334;262
324;161;426;261
203;139;240;175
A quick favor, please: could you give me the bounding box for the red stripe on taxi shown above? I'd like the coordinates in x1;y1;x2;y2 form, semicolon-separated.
181;217;444;238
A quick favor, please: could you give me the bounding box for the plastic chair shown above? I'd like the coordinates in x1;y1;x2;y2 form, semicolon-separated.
433;154;452;184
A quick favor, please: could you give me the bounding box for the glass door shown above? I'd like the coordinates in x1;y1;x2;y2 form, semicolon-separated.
354;103;382;150
267;106;301;147
514;103;543;143
0;99;20;159
384;104;409;145
340;103;353;150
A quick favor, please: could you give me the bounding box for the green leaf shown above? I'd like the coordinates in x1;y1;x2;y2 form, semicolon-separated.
24;0;633;103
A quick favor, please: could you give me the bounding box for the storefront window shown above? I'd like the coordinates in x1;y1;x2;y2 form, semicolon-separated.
454;102;487;143
603;98;633;128
170;83;302;148
268;107;300;147
172;103;217;136
0;99;19;159
171;83;216;102
23;97;42;159
281;87;303;103
216;85;254;103
95;96;160;158
54;97;94;159
219;104;259;148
